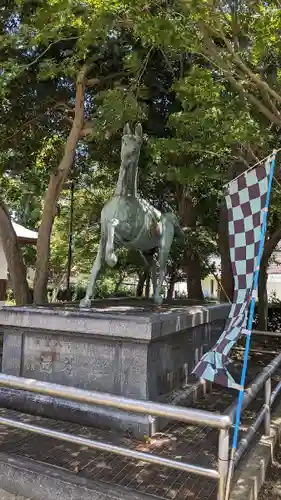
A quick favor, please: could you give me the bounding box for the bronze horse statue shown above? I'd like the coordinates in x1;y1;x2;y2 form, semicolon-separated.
80;123;183;307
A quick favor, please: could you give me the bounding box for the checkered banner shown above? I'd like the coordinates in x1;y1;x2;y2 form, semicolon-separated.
192;157;272;390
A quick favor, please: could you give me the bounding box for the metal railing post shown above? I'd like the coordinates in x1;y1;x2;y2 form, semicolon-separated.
218;428;230;500
265;377;271;436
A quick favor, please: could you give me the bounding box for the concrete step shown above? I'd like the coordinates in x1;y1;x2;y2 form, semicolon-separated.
0;453;155;500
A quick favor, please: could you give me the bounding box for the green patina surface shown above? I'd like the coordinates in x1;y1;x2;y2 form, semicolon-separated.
80;124;183;307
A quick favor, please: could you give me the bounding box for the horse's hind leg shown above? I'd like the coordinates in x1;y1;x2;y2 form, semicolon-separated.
80;232;106;308
151;256;158;296
154;217;175;305
139;251;157;297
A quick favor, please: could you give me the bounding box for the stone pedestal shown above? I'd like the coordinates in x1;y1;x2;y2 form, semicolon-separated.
0;300;229;438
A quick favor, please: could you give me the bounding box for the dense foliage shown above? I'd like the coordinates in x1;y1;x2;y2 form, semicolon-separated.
1;1;281;325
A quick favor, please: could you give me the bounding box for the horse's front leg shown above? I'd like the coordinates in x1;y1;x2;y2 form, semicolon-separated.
80;234;106;308
105;218;119;267
154;217;175;305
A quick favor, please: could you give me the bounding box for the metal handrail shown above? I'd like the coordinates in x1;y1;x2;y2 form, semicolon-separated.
0;372;230;500
271;379;281;405
0;374;231;429
0;348;281;499
0;415;219;479
234;406;266;466
1;353;281;499
226;350;281;422
253;329;281;337
225;350;281;472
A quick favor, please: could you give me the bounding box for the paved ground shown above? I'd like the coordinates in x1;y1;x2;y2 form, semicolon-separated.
0;339;279;500
0;406;220;500
0;491;28;500
259;444;281;499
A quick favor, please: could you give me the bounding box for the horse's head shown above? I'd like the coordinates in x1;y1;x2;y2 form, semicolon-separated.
121;123;143;163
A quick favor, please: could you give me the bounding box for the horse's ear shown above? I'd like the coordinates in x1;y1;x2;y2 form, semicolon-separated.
123;123;131;136
135;123;143;139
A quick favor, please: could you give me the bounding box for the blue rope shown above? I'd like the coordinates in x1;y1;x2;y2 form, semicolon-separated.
231;151;277;453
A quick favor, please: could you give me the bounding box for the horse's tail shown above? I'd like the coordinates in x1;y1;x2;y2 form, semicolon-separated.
175;224;185;240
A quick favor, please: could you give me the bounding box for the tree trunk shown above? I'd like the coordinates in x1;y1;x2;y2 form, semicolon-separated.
257;259;268;330
257;225;281;330
145;274;150;298
219;199;234;302
186;253;204;300
0;202;31;305
34;65;90;304
0;280;7;301
136;272;146;297
167;273;176;300
114;273;124;294
177;186;204;301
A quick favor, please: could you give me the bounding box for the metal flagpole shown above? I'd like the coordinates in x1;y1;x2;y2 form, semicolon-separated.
224;150;277;500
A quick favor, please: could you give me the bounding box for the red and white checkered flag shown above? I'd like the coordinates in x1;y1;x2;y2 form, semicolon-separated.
193;158;271;389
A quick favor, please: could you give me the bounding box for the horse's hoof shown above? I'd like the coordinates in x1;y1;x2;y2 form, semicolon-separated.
106;252;118;267
80;298;91;308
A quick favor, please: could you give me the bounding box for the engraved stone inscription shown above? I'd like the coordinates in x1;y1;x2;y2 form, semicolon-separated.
26;356;36;371
2;331;23;376
119;344;147;398
48;338;62;348
39;353;53;374
62;356;73;375
22;333;117;392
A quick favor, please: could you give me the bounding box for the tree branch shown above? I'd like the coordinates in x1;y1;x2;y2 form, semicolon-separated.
24;37;78;70
0;115;42;147
80;121;94;137
225;73;281;125
0;101;74;148
86;78;100;87
200;27;281;126
86;72;127;88
236;155;250;169
244;145;260;163
54;102;75;113
247;92;281;125
208;21;281;108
